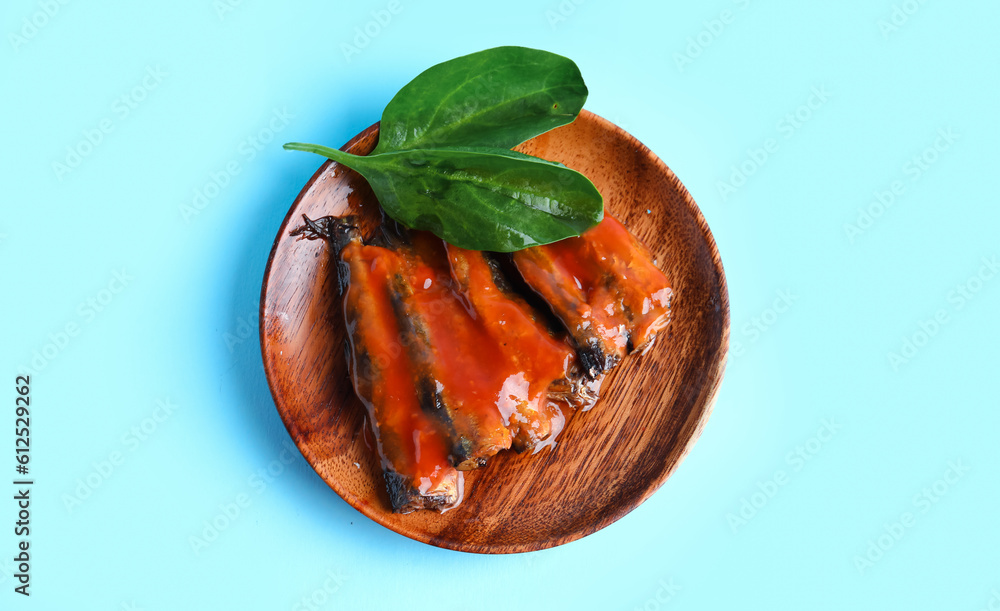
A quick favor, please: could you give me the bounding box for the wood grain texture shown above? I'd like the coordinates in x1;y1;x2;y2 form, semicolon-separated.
259;110;730;553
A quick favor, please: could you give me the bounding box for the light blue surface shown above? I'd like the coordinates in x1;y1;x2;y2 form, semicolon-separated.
3;1;999;608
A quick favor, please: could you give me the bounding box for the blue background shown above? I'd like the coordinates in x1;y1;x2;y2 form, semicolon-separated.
3;0;998;609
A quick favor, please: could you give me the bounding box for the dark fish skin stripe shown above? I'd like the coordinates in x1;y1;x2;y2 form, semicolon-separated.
386;275;463;447
320;216;462;513
487;253;574;341
413;375;475;466
351;346;373;389
383;471;413;512
483;252;516;294
384;470;454;513
465;250;606;411
385;273;487;468
371;218;413;250
576;342;603;380
501;248;616;378
576;335;618;380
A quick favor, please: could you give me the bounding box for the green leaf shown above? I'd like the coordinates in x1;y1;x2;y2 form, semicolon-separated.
371;46;588;155
283;143;603;252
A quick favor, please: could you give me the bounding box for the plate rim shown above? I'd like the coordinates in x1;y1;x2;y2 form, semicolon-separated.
259;109;730;553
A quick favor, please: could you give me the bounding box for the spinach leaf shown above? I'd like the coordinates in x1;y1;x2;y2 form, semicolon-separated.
283;142;603;252
371;46;588;155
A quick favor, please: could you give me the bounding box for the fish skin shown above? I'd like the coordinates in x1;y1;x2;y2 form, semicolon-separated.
386;268;512;470
331;219;463;512
511;212;672;379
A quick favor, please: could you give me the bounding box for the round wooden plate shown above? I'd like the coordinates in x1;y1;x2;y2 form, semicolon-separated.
260;110;729;554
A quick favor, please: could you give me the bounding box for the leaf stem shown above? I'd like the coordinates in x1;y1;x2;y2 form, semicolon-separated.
283;142;362;168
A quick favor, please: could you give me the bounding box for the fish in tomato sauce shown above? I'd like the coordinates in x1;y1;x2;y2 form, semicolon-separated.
511;212;672;379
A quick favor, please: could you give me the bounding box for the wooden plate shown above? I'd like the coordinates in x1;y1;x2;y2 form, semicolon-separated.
260;110;729;554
